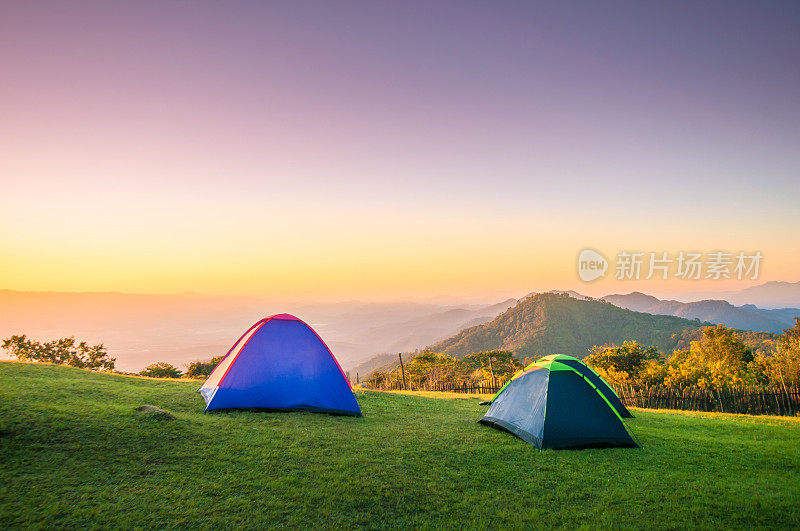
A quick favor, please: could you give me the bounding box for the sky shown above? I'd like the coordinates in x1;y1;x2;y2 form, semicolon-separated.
2;1;799;302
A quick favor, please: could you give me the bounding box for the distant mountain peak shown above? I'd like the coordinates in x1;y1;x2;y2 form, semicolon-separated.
429;292;704;360
524;289;592;301
605;291;660;303
720;280;800;308
601;291;799;333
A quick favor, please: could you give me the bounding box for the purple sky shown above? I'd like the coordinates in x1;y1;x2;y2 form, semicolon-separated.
1;1;799;298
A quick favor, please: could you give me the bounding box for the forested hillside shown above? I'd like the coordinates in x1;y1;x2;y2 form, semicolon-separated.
430;293;706;359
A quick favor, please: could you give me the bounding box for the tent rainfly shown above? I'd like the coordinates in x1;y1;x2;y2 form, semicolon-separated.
200;313;361;416
480;356;638;450
485;354;632;418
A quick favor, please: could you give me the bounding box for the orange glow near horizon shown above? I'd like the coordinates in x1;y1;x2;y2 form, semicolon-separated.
2;194;796;301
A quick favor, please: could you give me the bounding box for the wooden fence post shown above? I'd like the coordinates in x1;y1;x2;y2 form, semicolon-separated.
398;353;407;391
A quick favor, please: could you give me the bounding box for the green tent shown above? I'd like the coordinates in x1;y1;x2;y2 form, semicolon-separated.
480;357;638;450
485;354;632;418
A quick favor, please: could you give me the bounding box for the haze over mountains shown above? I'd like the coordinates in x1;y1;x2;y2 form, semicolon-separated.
703;281;800;309
601;292;798;333
0;290;515;373
1;281;798;373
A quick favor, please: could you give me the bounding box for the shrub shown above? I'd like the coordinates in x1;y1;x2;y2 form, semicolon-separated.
185;356;224;379
139;362;182;378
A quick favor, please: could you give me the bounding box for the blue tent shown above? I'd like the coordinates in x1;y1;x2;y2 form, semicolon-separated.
200;314;361;416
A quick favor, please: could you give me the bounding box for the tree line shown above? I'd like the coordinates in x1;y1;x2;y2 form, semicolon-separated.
366;319;800;393
4;317;799;391
1;334;222;379
365;349;524;391
2;335;116;371
584;320;800;391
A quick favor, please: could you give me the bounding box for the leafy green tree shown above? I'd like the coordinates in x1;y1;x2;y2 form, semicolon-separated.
664;325;756;389
185;356;224;379
767;317;800;387
464;350;522;383
737;330;777;357
366;370;387;389
139;362;182;379
403;349;469;388
583;341;661;386
673;327;777;357
2;334;115;371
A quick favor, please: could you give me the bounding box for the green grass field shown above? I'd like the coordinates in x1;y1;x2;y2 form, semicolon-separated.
1;361;799;528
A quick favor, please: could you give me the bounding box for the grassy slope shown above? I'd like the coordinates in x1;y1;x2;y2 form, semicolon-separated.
1;362;799;529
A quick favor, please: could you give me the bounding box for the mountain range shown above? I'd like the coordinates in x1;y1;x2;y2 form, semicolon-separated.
704;281;800;309
2;280;799;374
353;287;800;378
601;292;798;333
